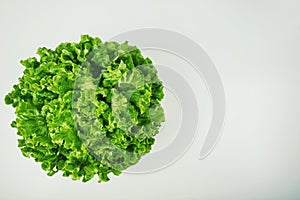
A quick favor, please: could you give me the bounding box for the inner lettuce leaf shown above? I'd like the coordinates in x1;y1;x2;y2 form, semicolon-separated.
4;35;165;183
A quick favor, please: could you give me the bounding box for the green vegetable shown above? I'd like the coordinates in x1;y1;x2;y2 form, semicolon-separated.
4;35;165;183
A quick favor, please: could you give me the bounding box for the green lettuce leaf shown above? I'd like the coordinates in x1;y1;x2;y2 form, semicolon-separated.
5;35;165;183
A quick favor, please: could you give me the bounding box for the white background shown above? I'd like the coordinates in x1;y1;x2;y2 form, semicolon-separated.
1;0;300;199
